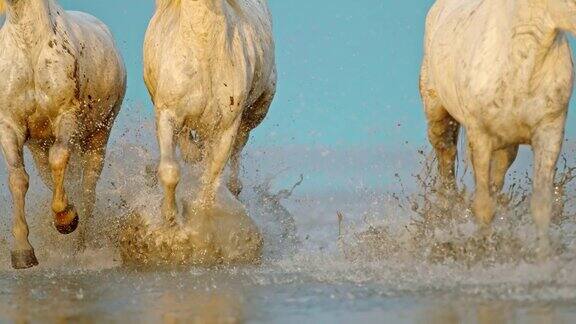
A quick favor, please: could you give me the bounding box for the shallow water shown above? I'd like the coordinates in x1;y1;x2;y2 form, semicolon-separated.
1;184;576;323
2;268;576;323
0;116;576;323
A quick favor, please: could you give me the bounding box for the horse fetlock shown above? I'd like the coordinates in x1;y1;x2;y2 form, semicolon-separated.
161;200;178;225
536;233;552;260
228;177;243;197
472;191;495;226
51;193;69;214
531;191;552;223
439;177;457;194
12;226;31;247
158;161;180;188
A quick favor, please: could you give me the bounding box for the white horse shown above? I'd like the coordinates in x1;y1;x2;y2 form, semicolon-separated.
144;0;276;223
0;0;126;268
421;0;575;256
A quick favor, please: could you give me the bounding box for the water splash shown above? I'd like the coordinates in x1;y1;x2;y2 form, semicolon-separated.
0;106;575;306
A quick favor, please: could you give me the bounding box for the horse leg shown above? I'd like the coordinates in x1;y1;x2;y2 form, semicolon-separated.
28;140;53;190
0;123;38;269
49;114;79;235
531;121;564;258
227;128;248;197
425;103;460;192
468;131;495;228
228;90;274;197
490;145;519;193
157;111;180;226
198;117;241;206
78;130;109;247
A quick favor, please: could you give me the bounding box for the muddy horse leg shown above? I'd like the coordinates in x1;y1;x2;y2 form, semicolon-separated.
198;118;241;206
77;130;110;247
50;113;79;235
0;123;38;269
531;121;564;258
227;90;274;197
425;104;460;192
490;145;519;193
468;131;495;228
157;111;180;225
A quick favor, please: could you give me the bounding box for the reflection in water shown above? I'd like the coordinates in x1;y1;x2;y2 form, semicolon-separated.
151;291;243;324
425;303;510;324
0;270;246;323
0;268;575;323
423;301;568;324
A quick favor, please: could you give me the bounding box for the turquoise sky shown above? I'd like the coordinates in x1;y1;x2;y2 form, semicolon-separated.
9;0;576;150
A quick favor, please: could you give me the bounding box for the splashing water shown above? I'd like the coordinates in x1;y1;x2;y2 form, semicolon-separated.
0;106;575;320
118;169;264;267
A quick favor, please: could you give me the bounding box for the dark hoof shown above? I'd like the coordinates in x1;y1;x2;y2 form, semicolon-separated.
55;206;79;235
11;249;39;269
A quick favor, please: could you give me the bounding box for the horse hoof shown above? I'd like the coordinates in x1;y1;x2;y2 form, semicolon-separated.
227;182;243;198
11;249;39;269
55;206;79;235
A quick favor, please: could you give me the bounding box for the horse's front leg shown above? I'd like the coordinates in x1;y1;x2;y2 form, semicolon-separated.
531;120;564;259
157;111;180;226
0;123;38;269
50;113;79;235
198;117;241;206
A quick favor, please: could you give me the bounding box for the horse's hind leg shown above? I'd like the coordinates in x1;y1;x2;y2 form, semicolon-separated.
531;120;564;258
228;90;274;197
198;117;242;205
28;140;53;189
424;99;460;192
49;113;79;235
78;129;110;247
0;123;38;269
468;131;495;228
228;129;248;197
491;145;519;193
